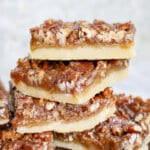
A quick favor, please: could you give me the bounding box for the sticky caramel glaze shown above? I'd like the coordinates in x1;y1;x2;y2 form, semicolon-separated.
0;82;9;123
0;82;8;100
0;129;53;150
11;58;128;94
11;87;116;128
54;97;150;150
30;19;135;50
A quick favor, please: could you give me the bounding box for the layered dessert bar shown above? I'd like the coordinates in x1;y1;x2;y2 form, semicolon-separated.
54;94;150;150
0;127;53;150
0;81;9;125
30;19;135;60
11;58;128;104
11;88;116;134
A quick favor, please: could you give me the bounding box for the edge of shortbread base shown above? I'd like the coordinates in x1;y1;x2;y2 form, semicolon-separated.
30;45;135;60
54;139;87;150
141;133;150;150
11;68;128;104
17;104;115;134
0;119;9;125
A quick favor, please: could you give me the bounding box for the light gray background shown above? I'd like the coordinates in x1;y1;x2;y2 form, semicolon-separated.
0;0;150;99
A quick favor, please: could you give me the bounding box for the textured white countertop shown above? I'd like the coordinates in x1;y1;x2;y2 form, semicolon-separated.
0;0;150;99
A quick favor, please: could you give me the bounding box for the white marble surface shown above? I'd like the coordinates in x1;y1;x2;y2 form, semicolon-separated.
0;0;150;98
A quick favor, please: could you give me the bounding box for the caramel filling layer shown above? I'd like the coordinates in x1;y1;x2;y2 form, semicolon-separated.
11;58;128;94
30;19;135;50
0;129;53;150
12;88;115;128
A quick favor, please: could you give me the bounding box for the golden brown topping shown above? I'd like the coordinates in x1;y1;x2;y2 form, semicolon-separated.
11;58;128;94
30;19;135;49
1;130;53;150
116;96;150;120
0;81;9;123
0;81;8;101
11;87;115;127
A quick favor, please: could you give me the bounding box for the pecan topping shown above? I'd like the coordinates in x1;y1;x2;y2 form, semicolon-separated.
1;130;53;150
11;58;128;94
11;88;116;127
0;81;9;122
30;19;135;49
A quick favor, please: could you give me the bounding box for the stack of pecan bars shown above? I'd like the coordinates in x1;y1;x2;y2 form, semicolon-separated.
3;19;148;150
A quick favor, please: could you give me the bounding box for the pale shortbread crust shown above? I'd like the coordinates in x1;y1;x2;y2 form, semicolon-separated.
30;45;135;60
0;119;9;125
54;140;87;150
0;101;8;107
12;68;128;105
16;104;115;134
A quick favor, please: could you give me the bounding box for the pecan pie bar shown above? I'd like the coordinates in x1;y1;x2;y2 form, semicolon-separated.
54;95;150;150
0;81;9;125
11;88;116;134
0;127;53;150
30;19;135;60
11;58;128;104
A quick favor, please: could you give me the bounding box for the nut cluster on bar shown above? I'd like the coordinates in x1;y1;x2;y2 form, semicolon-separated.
30;19;135;49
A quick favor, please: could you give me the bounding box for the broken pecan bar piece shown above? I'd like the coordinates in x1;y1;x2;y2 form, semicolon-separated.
0;128;53;150
54;95;150;150
0;81;9;125
11;58;128;104
30;19;135;60
11;88;116;134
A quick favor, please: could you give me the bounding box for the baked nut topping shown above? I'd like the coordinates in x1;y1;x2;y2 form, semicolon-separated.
0;129;53;150
11;88;116;128
11;57;128;94
30;19;135;49
0;81;9;125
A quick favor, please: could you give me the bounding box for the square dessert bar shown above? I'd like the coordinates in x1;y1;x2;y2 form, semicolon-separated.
30;19;135;60
11;58;128;104
11;88;116;134
54;94;150;150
